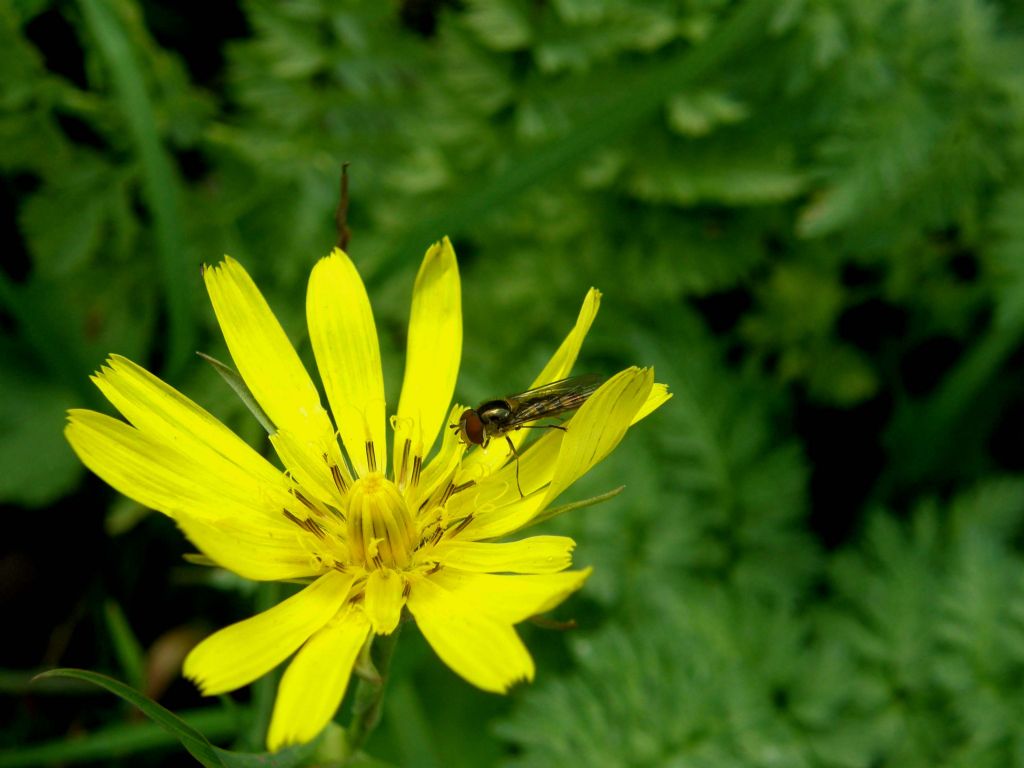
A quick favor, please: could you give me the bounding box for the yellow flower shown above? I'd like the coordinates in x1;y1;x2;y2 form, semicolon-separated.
65;239;670;751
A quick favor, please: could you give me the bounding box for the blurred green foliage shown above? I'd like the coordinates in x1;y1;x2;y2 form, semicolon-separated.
3;0;1024;765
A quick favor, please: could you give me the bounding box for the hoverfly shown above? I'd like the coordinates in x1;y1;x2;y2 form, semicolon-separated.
451;374;605;496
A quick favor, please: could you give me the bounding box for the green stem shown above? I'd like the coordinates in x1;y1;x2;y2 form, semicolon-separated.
345;628;401;759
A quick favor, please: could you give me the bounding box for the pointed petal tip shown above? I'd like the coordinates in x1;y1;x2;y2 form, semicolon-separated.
425;235;457;266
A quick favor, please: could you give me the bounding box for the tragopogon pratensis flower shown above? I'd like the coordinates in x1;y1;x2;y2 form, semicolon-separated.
65;239;670;750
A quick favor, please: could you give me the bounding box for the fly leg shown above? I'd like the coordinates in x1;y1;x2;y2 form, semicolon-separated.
508;424;569;497
504;435;523;497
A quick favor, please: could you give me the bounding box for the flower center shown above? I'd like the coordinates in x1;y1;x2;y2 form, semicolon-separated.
346;472;415;570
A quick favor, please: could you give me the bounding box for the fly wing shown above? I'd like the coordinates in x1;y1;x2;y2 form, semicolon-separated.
503;373;605;426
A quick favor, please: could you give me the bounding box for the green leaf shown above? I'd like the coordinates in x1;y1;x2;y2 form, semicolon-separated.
988;185;1024;329
32;668;225;767
18;154;124;277
0;353;83;506
374;0;777;280
815;481;1024;766
0;706;238;768
462;0;532;51
216;742;323;768
626;127;804;207
666;89;749;137
30;669;321;767
198;352;276;434
103;601;146;692
496;583;815;767
588;310;819;604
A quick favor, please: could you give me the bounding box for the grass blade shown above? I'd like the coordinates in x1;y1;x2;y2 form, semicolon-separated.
0;707;237;768
32;668;225;767
78;0;195;373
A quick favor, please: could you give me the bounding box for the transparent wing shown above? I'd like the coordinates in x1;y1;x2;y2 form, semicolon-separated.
503;374;605;425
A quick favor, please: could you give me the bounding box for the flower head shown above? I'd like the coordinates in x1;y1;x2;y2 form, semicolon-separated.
66;239;670;750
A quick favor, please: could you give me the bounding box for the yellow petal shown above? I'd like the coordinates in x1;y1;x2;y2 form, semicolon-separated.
363;569;405;635
68;410;315;580
543;367;653;506
270;428;349;508
65;409;291;524
184;570;355;696
306;250;386;477
448;429;563;521
412;403;467;507
427;536;575;574
529;287;600;387
632;382;672;424
92;355;281;486
406;576;533;693
455;491;549;542
459;288;599;478
393;238;462;486
203;257;336;450
267;606;371;751
174;511;318;581
426;568;591;624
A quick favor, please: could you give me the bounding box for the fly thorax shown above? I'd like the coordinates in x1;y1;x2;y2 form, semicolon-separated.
346;472;415;570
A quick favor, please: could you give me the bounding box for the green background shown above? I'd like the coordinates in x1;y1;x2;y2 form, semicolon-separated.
3;0;1024;765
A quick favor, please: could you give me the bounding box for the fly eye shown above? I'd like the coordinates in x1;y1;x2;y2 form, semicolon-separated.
457;409;485;446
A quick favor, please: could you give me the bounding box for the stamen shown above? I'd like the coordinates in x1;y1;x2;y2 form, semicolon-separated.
417;517;445;549
303;518;327;540
438;482;455;507
402;581;411;599
328;461;348;494
411;455;422;489
282;509;326;540
451;480;475;496
291;489;319;514
419;477;476;516
420;482;450;512
450;514;474;536
365;441;377;473
398;438;411;487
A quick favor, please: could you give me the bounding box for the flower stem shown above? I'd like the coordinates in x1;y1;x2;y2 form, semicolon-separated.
345;628;400;758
